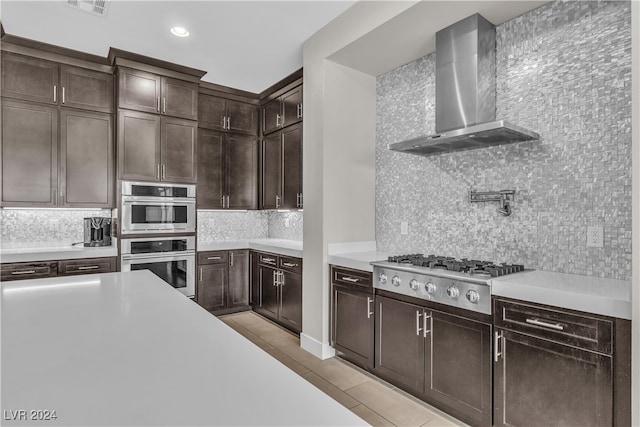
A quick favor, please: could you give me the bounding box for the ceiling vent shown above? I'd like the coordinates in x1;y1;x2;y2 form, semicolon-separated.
67;0;109;17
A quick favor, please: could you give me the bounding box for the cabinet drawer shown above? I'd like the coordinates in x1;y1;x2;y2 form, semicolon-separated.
331;265;372;291
1;262;58;281
279;255;302;274
59;257;116;276
494;298;613;354
258;252;278;267
198;251;228;265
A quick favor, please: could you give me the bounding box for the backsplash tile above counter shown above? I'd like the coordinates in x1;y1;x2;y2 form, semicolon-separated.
375;0;631;280
197;210;302;244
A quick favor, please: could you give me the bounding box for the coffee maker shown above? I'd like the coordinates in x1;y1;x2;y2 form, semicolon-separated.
84;217;112;247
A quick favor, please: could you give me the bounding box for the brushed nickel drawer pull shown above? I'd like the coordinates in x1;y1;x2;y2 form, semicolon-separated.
11;270;36;275
525;318;565;331
276;114;281;127
367;297;374;319
262;258;276;263
342;276;360;283
53;85;57;102
423;312;432;337
62;86;65;104
78;266;99;270
416;310;423;336
282;262;298;268
206;256;222;260
494;330;504;362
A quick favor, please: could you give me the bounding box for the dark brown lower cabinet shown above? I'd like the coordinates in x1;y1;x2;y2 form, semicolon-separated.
331;266;374;370
493;297;630;427
197;250;249;314
375;292;492;427
254;252;302;333
1;257;116;281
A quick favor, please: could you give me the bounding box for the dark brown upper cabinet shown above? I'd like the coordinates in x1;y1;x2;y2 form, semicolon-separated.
198;93;258;136
197;128;257;209
1;100;114;208
60;109;114;207
261;123;302;209
1;100;58;207
1;52;113;113
262;85;302;135
118;109;196;183
118;68;197;120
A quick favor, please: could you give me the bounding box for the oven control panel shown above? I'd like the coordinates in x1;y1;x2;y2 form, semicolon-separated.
373;267;491;315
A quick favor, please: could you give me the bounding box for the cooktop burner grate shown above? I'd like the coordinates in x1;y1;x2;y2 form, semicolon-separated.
387;254;524;277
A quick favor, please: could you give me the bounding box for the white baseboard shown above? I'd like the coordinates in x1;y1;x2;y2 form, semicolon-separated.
300;332;336;360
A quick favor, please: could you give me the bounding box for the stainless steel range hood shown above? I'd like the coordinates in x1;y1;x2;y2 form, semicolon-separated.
388;14;539;157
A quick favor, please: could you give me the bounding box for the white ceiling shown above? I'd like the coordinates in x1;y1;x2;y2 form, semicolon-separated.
0;0;356;93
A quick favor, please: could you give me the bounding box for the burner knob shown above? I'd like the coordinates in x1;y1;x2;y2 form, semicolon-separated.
446;286;460;298
425;282;436;294
466;290;480;304
378;273;388;284
409;279;419;291
391;276;401;287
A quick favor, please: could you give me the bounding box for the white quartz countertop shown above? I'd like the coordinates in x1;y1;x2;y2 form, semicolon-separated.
328;250;392;272
492;270;632;320
199;238;303;258
1;271;367;426
0;240;118;263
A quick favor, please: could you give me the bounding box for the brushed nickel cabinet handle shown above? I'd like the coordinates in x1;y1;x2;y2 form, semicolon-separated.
156;164;160;180
157;97;160;112
11;270;36;275
163;97;166;113
262;258;276;264
226;195;230;208
279;271;285;286
423;312;432;337
416;310;423;336
62;87;65;104
230;252;234;267
342;276;360;283
525;318;565;331
227;116;230;130
276;114;281;127
273;270;278;286
367;297;374;319
161;164;166;180
494;330;504;362
53;85;57;103
282;262;298;268
206;256;222;260
275;195;281;208
78;265;99;270
199;266;203;282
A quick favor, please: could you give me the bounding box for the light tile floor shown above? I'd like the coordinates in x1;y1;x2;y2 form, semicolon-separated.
219;311;465;427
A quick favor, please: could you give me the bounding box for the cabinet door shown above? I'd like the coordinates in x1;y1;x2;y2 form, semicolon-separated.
226;100;258;136
426;310;492;427
1;100;58;207
494;329;612;427
161;117;197;183
1;53;58;104
261;132;281;209
262;97;282;135
60;66;113;113
228;250;249;308
118;68;161;114
118;109;161;181
375;295;425;394
198;93;226;131
280;270;302;333
249;251;259;307
60;109;113;207
226;134;257;209
281;124;302;209
197;263;227;312
282;85;302;127
1;261;58;281
333;285;374;369
197;129;224;209
258;265;279;321
58;257;117;276
161;77;198;120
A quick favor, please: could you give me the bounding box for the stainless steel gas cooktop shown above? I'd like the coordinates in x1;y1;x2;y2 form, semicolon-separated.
371;254;529;315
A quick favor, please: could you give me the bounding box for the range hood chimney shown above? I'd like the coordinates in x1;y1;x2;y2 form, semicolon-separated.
388;14;539;157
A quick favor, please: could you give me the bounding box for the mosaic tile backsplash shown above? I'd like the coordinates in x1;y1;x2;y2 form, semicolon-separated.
1;209;112;248
197;210;303;244
376;1;631;280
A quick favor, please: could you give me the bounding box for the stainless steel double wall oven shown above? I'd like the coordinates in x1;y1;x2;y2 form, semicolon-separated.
120;181;196;297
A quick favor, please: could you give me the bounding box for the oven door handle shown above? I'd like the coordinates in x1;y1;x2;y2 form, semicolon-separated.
121;252;195;261
122;196;196;204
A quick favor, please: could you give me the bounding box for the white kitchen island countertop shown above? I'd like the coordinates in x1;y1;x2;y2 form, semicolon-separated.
492;270;632;320
198;238;303;258
1;240;118;263
1;271;367;426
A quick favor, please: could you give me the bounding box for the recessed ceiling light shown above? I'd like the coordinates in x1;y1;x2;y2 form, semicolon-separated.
170;27;189;38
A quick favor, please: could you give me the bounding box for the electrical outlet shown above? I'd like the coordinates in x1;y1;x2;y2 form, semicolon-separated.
48;219;59;231
400;221;409;235
586;226;603;248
